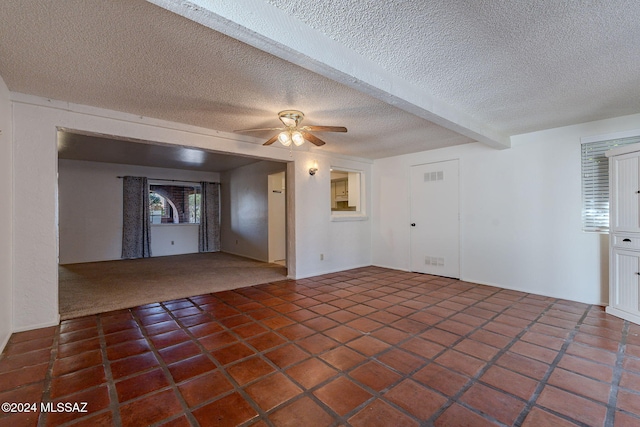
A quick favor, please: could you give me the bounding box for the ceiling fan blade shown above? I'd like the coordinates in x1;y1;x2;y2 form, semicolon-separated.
263;134;279;146
235;127;284;133
301;131;326;146
301;125;347;133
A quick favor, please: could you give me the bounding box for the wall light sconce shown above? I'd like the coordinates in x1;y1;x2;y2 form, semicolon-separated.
309;160;319;176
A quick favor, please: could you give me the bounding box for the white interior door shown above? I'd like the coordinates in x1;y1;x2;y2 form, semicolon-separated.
268;172;286;263
410;160;460;278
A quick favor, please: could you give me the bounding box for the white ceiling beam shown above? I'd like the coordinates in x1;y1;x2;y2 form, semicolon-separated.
147;0;511;150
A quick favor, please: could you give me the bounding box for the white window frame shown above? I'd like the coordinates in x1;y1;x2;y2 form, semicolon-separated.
581;130;640;233
330;167;368;221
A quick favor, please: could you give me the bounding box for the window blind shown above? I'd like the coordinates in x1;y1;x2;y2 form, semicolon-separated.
582;136;640;232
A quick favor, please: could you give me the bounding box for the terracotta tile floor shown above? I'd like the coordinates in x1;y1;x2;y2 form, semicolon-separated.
2;266;640;426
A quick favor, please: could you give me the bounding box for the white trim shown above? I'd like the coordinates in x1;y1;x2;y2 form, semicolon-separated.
292;263;372;280
462;277;606;306
150;223;199;227
330;166;367;219
606;306;640;324
330;215;369;222
12;317;60;333
8;100;15;354
149;180;203;187
581;128;640;145
605;141;640;158
0;333;10;355
372;263;411;273
221;250;269;264
12;92;374;165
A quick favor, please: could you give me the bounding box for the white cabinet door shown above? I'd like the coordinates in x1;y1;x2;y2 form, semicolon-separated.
607;248;640;324
611;155;640;232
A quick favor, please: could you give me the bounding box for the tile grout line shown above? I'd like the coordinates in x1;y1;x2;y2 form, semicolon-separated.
226;274;441;426
129;305;201;427
422;293;562;426
605;320;629;427
511;304;592;427
96;314;124;426
293;276;470;425
281;278;533;426
298;275;548;425
163;297;277;427
36;324;61;427
190;278;400;424
340;282;514;425
230;286;371;427
212;284;395;427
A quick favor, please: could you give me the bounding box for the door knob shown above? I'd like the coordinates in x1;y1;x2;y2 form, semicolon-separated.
411;223;416;227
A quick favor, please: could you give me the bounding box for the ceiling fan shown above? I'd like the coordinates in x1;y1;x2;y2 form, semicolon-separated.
235;110;347;147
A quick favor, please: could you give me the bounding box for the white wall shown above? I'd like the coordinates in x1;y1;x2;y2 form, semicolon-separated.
11;94;374;331
58;159;219;263
221;161;287;262
151;224;200;257
0;75;13;352
296;155;373;278
373;113;640;305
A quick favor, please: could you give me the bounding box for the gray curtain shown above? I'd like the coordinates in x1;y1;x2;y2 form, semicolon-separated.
199;181;221;252
122;176;152;258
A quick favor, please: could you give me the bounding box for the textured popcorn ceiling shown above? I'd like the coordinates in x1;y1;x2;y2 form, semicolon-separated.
1;0;639;163
265;0;640;135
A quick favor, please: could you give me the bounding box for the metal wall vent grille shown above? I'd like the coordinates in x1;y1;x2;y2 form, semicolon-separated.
424;171;444;182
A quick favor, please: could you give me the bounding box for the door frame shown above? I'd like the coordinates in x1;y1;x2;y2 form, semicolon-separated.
409;158;461;279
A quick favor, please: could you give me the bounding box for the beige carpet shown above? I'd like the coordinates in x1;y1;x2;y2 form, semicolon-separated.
58;252;287;320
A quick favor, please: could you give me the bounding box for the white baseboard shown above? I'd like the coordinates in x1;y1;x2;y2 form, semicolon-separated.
371;266;607;307
292;263;372;280
459;277;605;307
13;316;60;333
606;306;640;324
0;316;59;354
0;332;10;355
221;250;268;263
371;263;411;273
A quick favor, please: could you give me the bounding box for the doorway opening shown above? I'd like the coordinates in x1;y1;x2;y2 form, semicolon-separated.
57;129;294;318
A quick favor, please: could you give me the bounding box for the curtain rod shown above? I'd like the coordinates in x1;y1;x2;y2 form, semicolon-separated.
116;176;220;184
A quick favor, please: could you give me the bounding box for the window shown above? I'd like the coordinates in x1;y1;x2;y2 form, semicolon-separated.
330;168;366;220
149;183;201;224
582;135;640;232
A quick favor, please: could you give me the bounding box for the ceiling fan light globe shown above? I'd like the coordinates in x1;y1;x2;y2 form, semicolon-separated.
292;131;305;146
278;131;292;146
